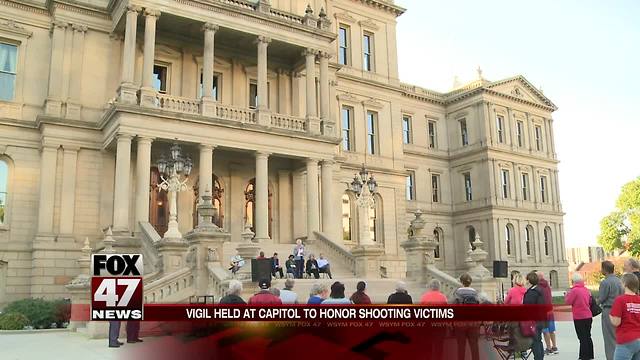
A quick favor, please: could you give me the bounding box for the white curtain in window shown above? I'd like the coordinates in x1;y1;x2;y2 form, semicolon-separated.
0;44;17;101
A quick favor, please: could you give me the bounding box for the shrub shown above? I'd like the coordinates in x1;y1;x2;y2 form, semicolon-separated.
0;313;30;330
3;298;69;329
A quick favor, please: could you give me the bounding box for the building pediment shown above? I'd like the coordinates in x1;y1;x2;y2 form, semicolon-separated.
484;75;557;111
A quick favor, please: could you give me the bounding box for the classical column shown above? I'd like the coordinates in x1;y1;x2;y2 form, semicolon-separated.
254;151;270;242
140;9;160;107
319;51;333;136
306;158;320;241
135;137;153;230
304;48;320;134
45;21;68;116
255;36;271;126
37;146;58;234
59;146;79;235
118;5;140;104
66;24;87;120
320;160;334;235
113;134;132;232
201;23;219;116
198;144;214;202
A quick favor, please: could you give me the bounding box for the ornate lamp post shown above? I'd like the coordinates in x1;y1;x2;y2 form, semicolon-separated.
156;143;193;240
349;164;378;246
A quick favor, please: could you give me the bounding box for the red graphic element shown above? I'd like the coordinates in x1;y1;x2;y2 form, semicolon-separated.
90;276;143;320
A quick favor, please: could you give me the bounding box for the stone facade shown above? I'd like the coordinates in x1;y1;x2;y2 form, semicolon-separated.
0;0;567;306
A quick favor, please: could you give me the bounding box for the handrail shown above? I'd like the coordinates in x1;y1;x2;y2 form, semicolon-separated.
207;263;231;300
313;231;355;275
425;264;462;297
138;222;162;276
143;267;194;303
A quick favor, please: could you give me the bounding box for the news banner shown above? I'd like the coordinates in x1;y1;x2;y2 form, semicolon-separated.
89;253;551;324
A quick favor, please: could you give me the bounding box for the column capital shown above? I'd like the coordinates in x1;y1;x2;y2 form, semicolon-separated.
72;24;88;33
321;159;335;166
126;4;142;13
203;22;219;32
319;51;333;59
303;48;319;57
306;158;319;166
144;8;161;18
62;145;81;152
255;35;271;45
136;136;154;144
51;20;69;30
199;143;216;151
255;150;271;158
116;133;134;142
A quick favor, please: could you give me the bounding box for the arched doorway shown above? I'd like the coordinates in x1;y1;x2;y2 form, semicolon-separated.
149;167;169;235
244;178;272;237
193;174;224;228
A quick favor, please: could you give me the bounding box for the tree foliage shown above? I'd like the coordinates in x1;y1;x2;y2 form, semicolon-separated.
598;177;640;255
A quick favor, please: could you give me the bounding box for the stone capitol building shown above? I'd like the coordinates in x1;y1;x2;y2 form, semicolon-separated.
0;0;568;308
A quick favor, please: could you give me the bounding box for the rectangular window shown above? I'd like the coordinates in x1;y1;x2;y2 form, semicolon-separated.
516;121;524;147
535;125;543;151
198;72;219;100
521;173;529;201
338;25;350;65
341;106;354;151
496;115;505;143
501;169;510;199
249;81;257;108
406;172;415;201
152;64;169;93
460;119;469;146
428;121;437;149
366;111;377;155
540;176;548;203
402;115;412;144
431;174;440;203
0;43;18;101
464;172;472;202
363;32;373;72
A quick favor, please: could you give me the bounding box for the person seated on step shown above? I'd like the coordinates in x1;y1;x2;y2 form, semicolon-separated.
271;252;284;279
317;253;332;279
285;254;297;277
228;251;245;275
306;254;320;279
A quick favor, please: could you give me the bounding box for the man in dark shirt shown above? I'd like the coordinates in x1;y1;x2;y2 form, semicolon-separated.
387;281;413;304
271;253;284;279
248;279;282;305
219;279;246;304
523;271;545;360
600;260;623;360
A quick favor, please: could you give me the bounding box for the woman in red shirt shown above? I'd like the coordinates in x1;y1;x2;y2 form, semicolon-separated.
420;279;448;304
610;273;640;359
504;274;527;304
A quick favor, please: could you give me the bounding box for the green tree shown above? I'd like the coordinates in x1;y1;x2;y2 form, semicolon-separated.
598;177;640;255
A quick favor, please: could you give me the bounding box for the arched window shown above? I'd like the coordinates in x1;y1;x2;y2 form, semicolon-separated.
544;226;552;256
505;224;514;256
525;225;534;256
467;226;476;250
434;227;443;259
550;270;558;288
341;193;353;242
193;174;224;228
368;194;384;245
244;178;272;237
0;159;7;225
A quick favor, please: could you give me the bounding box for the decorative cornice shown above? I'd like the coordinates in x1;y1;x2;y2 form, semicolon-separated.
353;0;405;17
358;18;379;31
0;0;48;15
336;92;359;103
72;24;88;33
333;11;356;24
0;19;33;38
52;1;110;20
362;97;383;109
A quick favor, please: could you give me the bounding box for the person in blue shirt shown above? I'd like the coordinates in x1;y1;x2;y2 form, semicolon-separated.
307;283;329;304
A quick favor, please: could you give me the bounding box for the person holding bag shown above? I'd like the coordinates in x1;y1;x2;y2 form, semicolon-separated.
565;272;594;360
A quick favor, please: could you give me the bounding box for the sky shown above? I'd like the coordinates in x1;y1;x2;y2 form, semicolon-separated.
395;0;640;248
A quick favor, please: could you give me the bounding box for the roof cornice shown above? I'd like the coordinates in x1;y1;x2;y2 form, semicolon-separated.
352;0;405;17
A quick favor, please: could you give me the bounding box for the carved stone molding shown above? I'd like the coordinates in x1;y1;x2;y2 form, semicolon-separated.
334;11;356;24
0;19;32;38
127;5;143;13
337;93;359;103
72;24;88;33
454;111;468;119
358;18;379;31
255;35;271;45
202;23;219;32
144;8;161;18
362;98;383;109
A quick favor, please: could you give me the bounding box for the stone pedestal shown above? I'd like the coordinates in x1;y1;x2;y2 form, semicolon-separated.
464;234;497;301
139;87;157;107
117;83;138;104
65;102;81;120
66;280;90;331
45;98;63;116
256;109;271;127
352;245;384;279
400;210;437;283
184;229;230;296
321;121;335;137
155;238;188;274
306;115;321;135
201;97;217;117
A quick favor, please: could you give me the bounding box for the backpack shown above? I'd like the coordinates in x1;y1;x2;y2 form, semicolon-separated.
458;291;480;304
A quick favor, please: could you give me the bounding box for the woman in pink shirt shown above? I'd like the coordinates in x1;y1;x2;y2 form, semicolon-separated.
420;279;448;304
504;274;527;304
565;272;594;360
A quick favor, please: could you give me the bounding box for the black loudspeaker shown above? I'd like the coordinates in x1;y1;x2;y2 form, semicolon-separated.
493;260;508;278
251;258;272;282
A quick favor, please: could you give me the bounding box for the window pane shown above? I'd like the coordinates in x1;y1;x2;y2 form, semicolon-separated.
367;112;376;154
342;194;351;241
0;160;6;224
0;73;15;101
0;43;17;72
339;28;347;47
152;65;168;93
249;82;258;108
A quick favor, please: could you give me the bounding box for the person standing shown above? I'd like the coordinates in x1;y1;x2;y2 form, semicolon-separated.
279;278;298;304
537;271;558;355
523;271;545;360
504;274;527;304
599;260;624;360
350;281;372;304
610;273;640;359
420;279;448;304
219;280;246;304
108;321;124;348
623;258;640;286
248;279;282;305
565;272;594;360
450;274;481;360
387;281;413;304
292;239;305;279
308;283;329;304
321;282;353;304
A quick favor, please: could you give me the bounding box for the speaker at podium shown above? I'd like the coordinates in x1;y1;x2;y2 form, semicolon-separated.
252;258;272;282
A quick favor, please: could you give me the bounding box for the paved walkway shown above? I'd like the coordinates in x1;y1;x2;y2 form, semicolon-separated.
0;319;607;360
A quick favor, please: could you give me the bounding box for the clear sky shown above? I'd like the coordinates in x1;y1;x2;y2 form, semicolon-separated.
395;0;640;248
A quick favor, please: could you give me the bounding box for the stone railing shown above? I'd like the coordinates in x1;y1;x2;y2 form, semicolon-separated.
314;231;356;275
216;104;256;124
157;93;200;114
207;263;231;300
144;267;194;303
425;264;462;298
269;8;304;25
270;113;306;132
216;0;256;10
138;222;162;277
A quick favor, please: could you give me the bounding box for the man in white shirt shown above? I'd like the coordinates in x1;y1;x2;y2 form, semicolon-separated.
279;278;298;304
317;253;332;279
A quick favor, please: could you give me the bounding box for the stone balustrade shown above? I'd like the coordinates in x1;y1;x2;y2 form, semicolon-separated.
156;93;200;114
215;103;257;124
270;113;306;132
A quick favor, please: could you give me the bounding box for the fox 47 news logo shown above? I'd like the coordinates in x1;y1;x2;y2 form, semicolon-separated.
91;254;143;321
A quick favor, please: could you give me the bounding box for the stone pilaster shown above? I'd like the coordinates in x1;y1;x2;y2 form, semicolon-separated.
306;158;319;242
254;151;270;242
304;48;320;134
201;23;219;117
66;24;87;120
59;146;79;237
140;8;160;107
134;137;153;230
255;36;271;126
37;145;58;235
112;134;132;233
319;52;334;136
118;5;141;104
45;20;68;116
